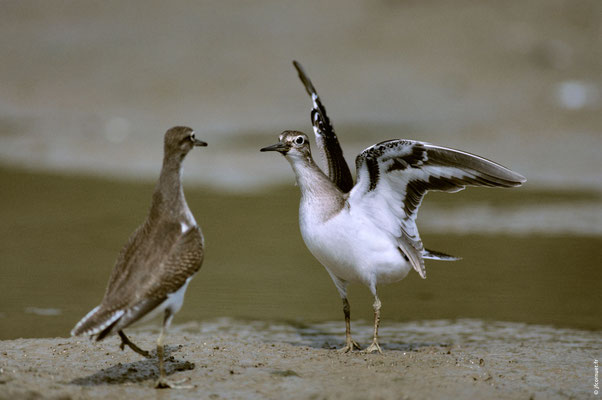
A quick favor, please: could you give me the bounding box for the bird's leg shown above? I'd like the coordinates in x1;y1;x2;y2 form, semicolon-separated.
155;311;192;389
337;297;361;352
118;330;152;358
364;295;382;354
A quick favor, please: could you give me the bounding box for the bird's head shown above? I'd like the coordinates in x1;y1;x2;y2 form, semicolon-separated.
260;130;311;160
163;126;207;159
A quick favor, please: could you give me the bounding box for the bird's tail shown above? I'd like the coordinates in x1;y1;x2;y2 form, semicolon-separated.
70;305;124;339
423;248;461;261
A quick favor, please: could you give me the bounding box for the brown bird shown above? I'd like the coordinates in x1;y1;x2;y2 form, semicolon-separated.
71;126;206;388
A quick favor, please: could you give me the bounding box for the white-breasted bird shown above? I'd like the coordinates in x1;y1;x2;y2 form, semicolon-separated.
260;62;526;353
71;126;206;387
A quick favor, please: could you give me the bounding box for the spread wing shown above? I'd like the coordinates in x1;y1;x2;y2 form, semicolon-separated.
72;223;204;337
348;139;526;278
293;60;354;193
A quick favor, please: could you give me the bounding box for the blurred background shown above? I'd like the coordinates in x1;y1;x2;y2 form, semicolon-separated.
1;0;601;339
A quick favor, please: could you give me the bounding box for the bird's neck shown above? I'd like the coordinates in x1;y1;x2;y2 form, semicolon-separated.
150;154;190;222
288;154;346;217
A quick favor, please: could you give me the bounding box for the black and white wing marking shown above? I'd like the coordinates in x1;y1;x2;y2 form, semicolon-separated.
348;140;526;278
293;60;354;193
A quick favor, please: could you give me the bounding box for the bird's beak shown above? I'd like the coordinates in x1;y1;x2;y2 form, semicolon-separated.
193;138;208;147
260;141;288;153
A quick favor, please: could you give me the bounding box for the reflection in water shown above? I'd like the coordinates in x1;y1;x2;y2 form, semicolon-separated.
0;167;601;339
24;307;62;316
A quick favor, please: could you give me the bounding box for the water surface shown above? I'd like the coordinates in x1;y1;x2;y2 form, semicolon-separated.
0;166;600;339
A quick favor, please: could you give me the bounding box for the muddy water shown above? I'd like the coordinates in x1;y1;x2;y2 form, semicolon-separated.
0;166;601;339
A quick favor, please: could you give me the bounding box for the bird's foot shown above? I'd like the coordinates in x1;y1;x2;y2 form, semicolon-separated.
155;377;194;389
337;338;362;353
120;340;152;358
363;340;382;354
118;332;152;358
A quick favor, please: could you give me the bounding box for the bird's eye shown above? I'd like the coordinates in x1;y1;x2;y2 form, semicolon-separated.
295;136;305;145
190;133;195;141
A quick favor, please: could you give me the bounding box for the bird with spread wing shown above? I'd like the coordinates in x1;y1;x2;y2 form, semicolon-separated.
261;62;526;353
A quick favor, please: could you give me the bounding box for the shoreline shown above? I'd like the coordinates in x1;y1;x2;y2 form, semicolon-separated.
1;319;598;399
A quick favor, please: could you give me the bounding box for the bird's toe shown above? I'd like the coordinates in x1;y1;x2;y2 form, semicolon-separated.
363;341;383;354
155;377;194;389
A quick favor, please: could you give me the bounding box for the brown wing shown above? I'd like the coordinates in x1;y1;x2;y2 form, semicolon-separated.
138;226;204;300
71;222;204;337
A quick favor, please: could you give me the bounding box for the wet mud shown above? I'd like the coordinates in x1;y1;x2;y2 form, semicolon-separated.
0;319;599;399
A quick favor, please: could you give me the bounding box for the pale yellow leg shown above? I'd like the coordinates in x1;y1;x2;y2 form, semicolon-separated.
364;295;383;354
154;311;192;389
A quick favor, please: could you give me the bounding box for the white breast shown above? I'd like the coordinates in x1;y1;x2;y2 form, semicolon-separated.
300;204;412;287
180;205;198;233
180;220;191;233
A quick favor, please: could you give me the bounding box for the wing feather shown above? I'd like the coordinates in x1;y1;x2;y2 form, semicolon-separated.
349;139;525;278
293;60;354;193
72;224;204;337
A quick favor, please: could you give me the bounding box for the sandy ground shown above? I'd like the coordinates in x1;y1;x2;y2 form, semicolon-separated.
0;319;598;399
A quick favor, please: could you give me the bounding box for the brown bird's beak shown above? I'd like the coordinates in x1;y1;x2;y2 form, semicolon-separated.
193;138;208;147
